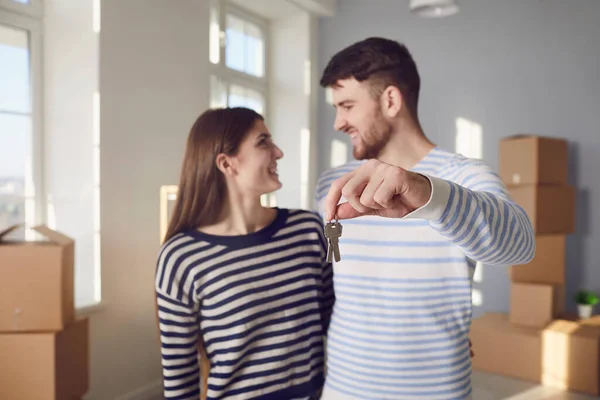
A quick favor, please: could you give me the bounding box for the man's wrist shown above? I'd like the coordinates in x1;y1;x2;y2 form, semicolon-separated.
403;174;451;221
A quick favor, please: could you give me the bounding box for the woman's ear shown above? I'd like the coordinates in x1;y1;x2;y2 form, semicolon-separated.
216;153;236;176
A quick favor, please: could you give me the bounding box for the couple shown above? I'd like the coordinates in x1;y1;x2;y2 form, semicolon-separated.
155;37;535;400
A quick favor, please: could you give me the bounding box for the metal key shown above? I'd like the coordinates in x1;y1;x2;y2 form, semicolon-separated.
324;219;343;262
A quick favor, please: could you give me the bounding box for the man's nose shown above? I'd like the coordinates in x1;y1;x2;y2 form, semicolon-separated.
334;113;346;131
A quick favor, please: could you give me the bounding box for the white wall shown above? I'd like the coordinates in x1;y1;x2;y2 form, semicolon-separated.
44;0;98;308
269;11;320;210
88;1;210;399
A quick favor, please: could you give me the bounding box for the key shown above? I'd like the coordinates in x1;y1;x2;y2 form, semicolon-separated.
324;219;343;263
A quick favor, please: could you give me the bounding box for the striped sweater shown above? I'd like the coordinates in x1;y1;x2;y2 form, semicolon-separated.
155;209;334;400
313;147;535;400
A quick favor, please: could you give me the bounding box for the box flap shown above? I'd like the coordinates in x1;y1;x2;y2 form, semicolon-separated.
545;319;600;338
501;134;537;140
0;224;23;240
31;225;73;246
0;224;72;245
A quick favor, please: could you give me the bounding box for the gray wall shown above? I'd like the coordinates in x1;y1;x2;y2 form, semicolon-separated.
317;0;600;317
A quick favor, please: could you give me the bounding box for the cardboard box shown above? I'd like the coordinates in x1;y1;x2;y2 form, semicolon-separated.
499;135;568;186
0;225;75;332
542;316;600;395
509;185;576;234
510;234;565;285
471;313;542;382
0;318;89;400
510;282;564;328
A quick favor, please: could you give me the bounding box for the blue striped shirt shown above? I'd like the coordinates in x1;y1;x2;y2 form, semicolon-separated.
155;209;334;400
313;147;535;400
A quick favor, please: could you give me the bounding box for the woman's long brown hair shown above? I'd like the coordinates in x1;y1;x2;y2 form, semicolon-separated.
163;107;263;243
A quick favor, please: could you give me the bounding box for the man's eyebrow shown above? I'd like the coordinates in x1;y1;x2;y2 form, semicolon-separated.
334;100;354;109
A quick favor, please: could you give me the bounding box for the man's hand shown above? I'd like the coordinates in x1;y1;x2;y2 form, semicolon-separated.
324;159;433;221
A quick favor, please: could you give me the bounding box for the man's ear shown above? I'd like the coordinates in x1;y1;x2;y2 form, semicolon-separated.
216;153;236;176
381;86;403;118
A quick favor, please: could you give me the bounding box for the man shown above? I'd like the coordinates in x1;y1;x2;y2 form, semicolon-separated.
314;37;535;400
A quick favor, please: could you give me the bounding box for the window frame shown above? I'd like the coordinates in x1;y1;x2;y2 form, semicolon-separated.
208;1;274;205
0;0;42;19
210;0;270;118
0;5;45;227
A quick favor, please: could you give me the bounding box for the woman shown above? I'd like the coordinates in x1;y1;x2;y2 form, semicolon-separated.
155;107;334;400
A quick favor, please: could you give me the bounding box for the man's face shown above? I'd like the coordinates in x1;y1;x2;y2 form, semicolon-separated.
331;78;393;160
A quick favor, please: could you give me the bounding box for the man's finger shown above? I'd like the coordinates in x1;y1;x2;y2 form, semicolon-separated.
340;170;372;216
324;170;356;221
372;178;399;209
359;174;385;209
336;202;376;220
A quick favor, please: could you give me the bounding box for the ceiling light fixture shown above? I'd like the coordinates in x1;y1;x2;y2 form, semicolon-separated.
409;0;459;18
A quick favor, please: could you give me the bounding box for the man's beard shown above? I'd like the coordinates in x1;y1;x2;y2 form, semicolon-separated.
352;112;392;160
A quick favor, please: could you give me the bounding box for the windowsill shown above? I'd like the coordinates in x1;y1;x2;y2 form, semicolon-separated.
76;299;109;318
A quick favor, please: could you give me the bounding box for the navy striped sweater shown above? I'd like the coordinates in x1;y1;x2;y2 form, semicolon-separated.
155;209;334;400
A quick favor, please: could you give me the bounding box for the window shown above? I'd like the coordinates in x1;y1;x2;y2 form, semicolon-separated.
209;0;272;205
0;7;42;232
225;13;264;78
0;0;42;18
209;0;268;116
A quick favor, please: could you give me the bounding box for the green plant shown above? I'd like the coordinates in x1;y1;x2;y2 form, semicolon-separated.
575;290;599;306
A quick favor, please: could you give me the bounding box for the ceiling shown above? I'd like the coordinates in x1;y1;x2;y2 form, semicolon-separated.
228;0;303;20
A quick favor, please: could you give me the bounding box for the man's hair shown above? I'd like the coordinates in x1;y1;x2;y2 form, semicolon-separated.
320;37;421;116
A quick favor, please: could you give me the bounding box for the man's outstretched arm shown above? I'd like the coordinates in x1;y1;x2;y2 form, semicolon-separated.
324;158;535;266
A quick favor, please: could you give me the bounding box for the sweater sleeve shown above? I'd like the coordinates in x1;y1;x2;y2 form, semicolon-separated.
405;158;536;266
155;244;202;400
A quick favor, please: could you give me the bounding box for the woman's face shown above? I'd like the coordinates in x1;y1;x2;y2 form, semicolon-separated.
225;119;284;197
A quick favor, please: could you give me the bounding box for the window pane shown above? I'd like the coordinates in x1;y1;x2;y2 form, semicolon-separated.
0;113;32;182
245;23;264;78
225;13;264;77
244;88;264;115
0;198;25;228
225;14;245;73
210;75;227;109
0;113;32;228
0;23;30;113
228;84;264;115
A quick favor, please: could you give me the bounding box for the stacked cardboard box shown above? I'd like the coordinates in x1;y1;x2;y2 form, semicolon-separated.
472;135;600;396
0;225;89;400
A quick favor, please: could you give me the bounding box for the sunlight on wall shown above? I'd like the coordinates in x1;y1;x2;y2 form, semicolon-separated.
159;185;178;242
209;0;220;64
303;60;311;96
473;261;483;283
46;194;56;230
472;288;483;306
93;0;101;33
93;91;101;302
330;139;348;168
455;117;483;159
300;128;311;209
325;87;333;105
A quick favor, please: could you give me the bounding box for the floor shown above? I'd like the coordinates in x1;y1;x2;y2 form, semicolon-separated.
472;371;600;400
